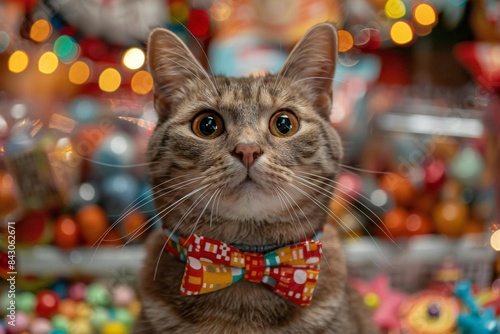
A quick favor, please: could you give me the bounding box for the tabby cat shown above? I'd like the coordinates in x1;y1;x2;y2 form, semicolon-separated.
133;23;378;334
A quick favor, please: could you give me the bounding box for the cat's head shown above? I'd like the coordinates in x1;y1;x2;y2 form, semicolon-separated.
147;23;342;230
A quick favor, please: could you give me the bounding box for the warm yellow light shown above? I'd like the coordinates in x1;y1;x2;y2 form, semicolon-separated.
131;70;153;95
337;30;354;53
69;61;91;84
8;50;29;73
99;68;121;92
170;2;190;22
385;0;406;19
491;230;500;251
414;4;437;26
210;2;232;22
122;47;145;70
30;19;52;42
38;51;59;74
390;21;413;45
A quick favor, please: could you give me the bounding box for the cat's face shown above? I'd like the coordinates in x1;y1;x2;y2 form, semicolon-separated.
147;23;342;226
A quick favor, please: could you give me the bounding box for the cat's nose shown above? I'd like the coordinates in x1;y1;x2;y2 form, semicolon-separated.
233;144;262;168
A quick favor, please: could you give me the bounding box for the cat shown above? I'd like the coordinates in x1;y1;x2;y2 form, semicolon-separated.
133;23;378;334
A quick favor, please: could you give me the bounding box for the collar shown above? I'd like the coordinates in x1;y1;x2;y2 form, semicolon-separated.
163;227;323;259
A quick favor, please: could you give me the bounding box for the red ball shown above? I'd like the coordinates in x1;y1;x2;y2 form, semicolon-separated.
404;211;433;236
381;207;409;239
423;159;446;191
36;290;60;318
54;215;80;249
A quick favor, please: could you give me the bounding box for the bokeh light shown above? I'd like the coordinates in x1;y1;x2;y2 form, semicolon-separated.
0;31;10;53
170;1;190;22
187;9;210;38
99;68;121;93
8;50;29;73
385;0;406;19
38;51;59;74
122;48;145;70
131;70;154;95
491;230;500;251
54;35;79;62
69;61;91;85
390;21;413;45
338;30;354;52
30;19;52;42
210;2;232;22
413;4;437;26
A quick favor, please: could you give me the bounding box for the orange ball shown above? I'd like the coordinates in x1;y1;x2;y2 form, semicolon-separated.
433;201;468;237
379;174;414;206
123;211;148;241
405;211;433;236
100;228;123;246
0;171;18;215
58;299;78;319
75;205;109;245
381;207;409;239
54;215;80;249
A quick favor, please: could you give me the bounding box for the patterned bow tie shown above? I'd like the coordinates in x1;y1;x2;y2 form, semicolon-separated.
164;230;322;306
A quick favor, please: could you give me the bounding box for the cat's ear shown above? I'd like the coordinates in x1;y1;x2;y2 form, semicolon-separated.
278;23;337;119
147;28;211;122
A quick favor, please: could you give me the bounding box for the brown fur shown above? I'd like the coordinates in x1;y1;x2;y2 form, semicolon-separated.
134;23;378;333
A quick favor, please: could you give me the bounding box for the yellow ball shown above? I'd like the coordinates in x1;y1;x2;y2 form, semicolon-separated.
363;292;380;310
70;319;93;334
101;322;127;334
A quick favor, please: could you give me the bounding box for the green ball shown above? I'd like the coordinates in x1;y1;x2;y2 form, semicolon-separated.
0;291;10;316
450;147;484;186
90;306;110;329
85;284;111;307
17;292;36;313
52;314;71;331
110;307;133;328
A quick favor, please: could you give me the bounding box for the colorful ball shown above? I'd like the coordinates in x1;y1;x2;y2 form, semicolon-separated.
51;315;70;331
433;201;469;237
58;299;78;319
336;172;363;202
75;205;109;245
109;307;133;328
381;207;409;239
91;132;136;177
122;211;148;242
450;147;484;186
54;216;80;249
30;317;52;334
75;302;92;320
379;174;414;206
86;284;111;307
36;291;60;318
90;307;109;330
69;183;100;212
50;281;69;300
404;212;433;236
69;319;92;334
112;285;136;307
68;282;87;302
5;311;29;333
0;171;17;216
101;173;139;216
16;292;36;313
423;159;446;191
101;322;127;334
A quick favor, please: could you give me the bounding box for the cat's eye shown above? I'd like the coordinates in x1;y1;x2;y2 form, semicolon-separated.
269;110;300;137
192;111;224;139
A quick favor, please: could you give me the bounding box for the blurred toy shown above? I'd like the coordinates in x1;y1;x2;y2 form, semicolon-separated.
54;215;80;249
351;274;406;330
0;171;18;216
75;205;109;245
91;132;136;177
16;211;53;245
400;291;460;334
455;281;500;334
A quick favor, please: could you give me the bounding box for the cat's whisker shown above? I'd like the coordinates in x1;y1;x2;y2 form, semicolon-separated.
153;186;215;280
190;187;222;237
91;176;203;257
215;186;226;224
210;187;225;227
290;177;394;267
125;184;211;247
295;171;401;248
337;163;391;175
275;186;306;242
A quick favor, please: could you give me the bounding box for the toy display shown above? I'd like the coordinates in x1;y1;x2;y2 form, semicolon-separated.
0;0;499;333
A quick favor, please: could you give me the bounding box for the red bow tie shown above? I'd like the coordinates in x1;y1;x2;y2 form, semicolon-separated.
164;231;322;306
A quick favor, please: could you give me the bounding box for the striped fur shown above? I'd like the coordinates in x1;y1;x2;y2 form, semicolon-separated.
134;23;378;334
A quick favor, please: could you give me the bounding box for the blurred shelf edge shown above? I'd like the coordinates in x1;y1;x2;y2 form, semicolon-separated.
17;234;496;277
18;244;145;276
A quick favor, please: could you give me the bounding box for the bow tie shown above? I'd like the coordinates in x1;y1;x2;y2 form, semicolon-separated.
163;229;322;306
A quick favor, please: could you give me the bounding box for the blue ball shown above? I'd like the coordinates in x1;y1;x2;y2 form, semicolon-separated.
50;280;69;299
91;132;136;177
101;174;139;217
69;98;100;123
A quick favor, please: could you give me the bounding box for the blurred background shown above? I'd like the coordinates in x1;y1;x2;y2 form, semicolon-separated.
0;0;499;333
